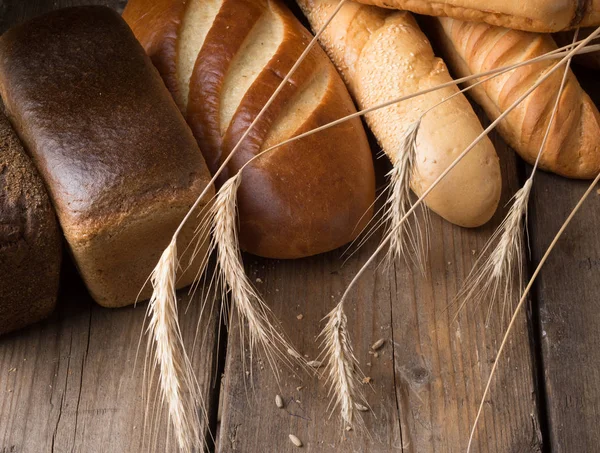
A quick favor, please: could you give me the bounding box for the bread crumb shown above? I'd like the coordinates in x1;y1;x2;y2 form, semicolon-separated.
296;314;304;320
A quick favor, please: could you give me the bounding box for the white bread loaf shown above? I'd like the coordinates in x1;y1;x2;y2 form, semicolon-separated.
123;0;377;259
297;0;502;227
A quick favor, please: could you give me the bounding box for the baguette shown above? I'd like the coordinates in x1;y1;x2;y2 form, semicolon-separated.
428;17;600;179
297;0;502;227
0;6;214;308
123;0;376;259
353;0;600;33
0;108;61;334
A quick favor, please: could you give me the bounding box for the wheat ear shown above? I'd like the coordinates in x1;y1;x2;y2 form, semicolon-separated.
145;241;204;453
316;28;598;427
141;1;348;448
454;29;578;325
382;120;427;271
467;168;600;452
211;174;301;375
318;302;365;428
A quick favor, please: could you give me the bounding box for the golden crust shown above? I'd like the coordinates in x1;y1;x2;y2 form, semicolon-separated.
431;17;600;179
125;0;376;259
353;0;597;33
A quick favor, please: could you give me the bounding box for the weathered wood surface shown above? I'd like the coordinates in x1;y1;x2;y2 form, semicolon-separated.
528;69;600;453
0;4;219;453
217;124;540;452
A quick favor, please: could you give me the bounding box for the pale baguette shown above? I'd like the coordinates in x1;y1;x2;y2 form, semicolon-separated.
297;0;502;227
353;0;599;33
429;17;600;179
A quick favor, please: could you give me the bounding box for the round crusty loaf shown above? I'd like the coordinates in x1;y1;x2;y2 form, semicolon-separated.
0;108;62;334
297;0;502;228
124;0;376;259
430;17;600;179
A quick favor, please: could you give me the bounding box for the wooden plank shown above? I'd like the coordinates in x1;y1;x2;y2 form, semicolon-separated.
0;264;219;452
528;69;600;453
0;1;221;451
217;121;541;451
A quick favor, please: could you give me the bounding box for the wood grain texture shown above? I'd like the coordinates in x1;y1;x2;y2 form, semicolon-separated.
0;2;219;452
528;69;600;453
0;263;219;453
217;124;540;452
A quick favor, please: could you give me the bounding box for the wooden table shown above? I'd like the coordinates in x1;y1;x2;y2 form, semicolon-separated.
1;1;599;452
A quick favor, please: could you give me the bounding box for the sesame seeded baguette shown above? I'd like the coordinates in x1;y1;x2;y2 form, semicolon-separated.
297;0;502;227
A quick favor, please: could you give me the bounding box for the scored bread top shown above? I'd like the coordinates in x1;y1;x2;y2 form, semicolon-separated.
298;0;502;227
0;6;213;239
125;0;376;259
352;0;595;33
433;17;600;179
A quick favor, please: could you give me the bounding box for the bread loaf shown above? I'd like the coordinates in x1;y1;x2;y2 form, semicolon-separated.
0;108;61;335
428;17;600;179
353;0;600;33
297;0;502;227
123;0;376;259
0;6;214;308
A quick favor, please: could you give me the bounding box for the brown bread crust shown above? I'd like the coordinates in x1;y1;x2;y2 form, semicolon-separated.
124;0;376;259
0;109;61;334
0;6;214;307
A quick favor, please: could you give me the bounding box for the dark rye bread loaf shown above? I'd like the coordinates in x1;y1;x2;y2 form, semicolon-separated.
0;109;61;334
0;6;214;307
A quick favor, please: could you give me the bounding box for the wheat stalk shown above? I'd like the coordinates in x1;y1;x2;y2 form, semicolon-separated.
382;120;427;271
209;174;301;375
455;180;532;324
454;29;578;325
